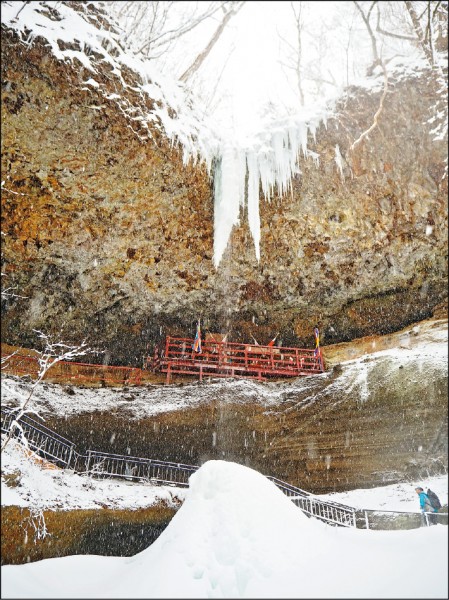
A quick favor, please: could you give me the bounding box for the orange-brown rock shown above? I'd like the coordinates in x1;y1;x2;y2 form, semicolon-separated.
1;24;447;366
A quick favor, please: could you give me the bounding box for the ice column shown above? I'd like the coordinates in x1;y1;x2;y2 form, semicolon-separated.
212;115;323;268
246;150;261;261
213;142;246;268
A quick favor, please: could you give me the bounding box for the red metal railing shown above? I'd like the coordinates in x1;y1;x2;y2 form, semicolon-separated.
160;336;325;383
2;337;326;386
1;353;142;386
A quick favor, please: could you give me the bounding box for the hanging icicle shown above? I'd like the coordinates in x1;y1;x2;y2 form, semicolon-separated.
212;111;325;267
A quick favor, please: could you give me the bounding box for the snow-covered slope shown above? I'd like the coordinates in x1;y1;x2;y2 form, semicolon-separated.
1;460;447;599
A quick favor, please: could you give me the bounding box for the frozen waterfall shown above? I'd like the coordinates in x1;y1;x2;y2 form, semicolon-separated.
1;0;328;270
212;114;324;268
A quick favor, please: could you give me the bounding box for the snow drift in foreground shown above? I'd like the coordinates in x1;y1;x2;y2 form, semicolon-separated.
2;460;447;599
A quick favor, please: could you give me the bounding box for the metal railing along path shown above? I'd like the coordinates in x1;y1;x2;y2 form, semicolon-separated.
356;507;448;529
1;405;76;468
1;405;446;529
267;475;356;527
84;450;198;487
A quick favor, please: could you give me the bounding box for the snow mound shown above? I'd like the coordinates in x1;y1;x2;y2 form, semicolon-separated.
107;460;316;598
2;460;448;599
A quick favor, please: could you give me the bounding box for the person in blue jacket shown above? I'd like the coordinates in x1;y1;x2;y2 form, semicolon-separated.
415;487;438;525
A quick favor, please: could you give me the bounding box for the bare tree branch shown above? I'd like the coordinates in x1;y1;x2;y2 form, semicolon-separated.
404;0;435;65
291;1;305;106
354;1;380;65
375;3;417;40
1;333;93;451
180;1;245;83
350;59;389;154
108;1;231;60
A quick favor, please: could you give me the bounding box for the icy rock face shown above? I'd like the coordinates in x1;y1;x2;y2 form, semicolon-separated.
1;24;448;364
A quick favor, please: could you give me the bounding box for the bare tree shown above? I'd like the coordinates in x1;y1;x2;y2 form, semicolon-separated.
278;2;306;106
375;2;417;41
1;331;92;451
106;1;233;60
404;0;437;65
372;2;448;67
180;1;245;83
278;2;351;106
353;1;380;70
350;59;389;155
350;1;390;169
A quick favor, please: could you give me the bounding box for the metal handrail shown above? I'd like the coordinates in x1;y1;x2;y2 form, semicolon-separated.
84;450;198;486
1;405;76;468
356;507;448;529
1;404;445;529
267;475;357;527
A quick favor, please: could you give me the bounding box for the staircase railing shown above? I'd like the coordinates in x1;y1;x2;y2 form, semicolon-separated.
84;450;198;487
267;475;356;527
1;405;76;468
1;405;446;529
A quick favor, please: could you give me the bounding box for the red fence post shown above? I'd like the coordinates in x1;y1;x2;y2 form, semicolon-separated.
319;348;325;372
166;363;171;384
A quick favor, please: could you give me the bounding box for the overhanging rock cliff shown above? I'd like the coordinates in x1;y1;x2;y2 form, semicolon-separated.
1;10;447;364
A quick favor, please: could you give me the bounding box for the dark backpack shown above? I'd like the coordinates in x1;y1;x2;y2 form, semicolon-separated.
427;489;442;510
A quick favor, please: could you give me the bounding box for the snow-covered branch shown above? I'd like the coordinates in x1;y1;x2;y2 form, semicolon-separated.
1;332;93;452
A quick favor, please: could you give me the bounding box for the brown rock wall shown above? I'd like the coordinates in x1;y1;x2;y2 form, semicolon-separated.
1;504;177;565
1;27;447;364
41;320;447;494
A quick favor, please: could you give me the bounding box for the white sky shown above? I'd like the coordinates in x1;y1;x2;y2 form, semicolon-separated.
176;1;362;137
1;458;448;599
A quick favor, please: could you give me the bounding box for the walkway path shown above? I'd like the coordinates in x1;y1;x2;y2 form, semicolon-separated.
1;405;445;529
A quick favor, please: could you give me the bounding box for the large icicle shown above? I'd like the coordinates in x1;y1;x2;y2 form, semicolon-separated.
213;143;246;268
246;151;261;261
212;113;327;267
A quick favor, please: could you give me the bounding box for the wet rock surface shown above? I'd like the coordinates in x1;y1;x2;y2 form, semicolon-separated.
0;505;176;566
44;369;447;495
2;318;442;496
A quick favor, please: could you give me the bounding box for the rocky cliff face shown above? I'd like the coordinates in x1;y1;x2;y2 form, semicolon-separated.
3;318;446;494
1;25;447;364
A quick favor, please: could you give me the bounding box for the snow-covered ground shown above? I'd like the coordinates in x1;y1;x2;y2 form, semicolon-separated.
1;436;186;511
1;317;448;598
1;460;447;599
